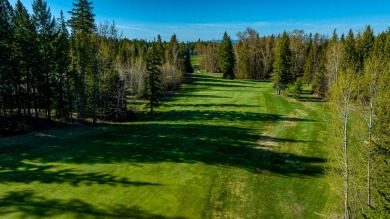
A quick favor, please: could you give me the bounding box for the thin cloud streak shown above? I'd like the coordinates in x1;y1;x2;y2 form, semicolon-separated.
116;19;390;41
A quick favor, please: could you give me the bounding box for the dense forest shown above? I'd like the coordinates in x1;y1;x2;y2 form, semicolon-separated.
0;0;389;218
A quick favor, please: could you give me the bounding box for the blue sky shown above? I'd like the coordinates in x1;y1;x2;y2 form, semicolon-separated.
9;0;390;41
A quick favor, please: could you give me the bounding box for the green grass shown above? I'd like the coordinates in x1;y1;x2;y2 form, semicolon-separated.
190;55;200;71
0;73;331;218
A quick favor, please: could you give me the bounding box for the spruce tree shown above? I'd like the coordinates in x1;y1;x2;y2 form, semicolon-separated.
184;49;194;74
360;25;375;65
342;29;357;70
12;0;40;117
53;10;70;120
303;42;314;85
0;0;13;116
68;0;96;122
217;31;235;79
68;0;95;35
273;31;292;95
32;0;56;120
144;42;164;115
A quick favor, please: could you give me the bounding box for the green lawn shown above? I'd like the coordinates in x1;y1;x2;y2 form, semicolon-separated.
0;73;330;218
190;55;200;71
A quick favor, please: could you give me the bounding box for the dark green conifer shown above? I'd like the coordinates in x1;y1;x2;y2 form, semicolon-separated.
217;31;235;79
273;31;292;95
144;41;164;115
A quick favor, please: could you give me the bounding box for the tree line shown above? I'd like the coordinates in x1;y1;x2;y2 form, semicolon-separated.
0;0;193;126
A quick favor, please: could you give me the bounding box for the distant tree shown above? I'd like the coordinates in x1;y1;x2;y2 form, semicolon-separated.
342;29;357;70
312;34;329;97
144;42;164;115
259;35;274;79
358;25;375;70
326;29;343;89
236;28;262;79
156;34;164;61
303;42;314;85
289;29;306;79
273;31;292;95
161;34;183;90
167;33;181;69
197;41;218;73
217;31;235;79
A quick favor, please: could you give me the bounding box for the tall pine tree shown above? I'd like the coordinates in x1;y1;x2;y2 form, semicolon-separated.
342;29;357;70
12;0;40;117
53;10;70;120
217;31;235;79
0;0;14;116
273;31;292;95
68;0;96;122
144;41;164;115
32;0;56;120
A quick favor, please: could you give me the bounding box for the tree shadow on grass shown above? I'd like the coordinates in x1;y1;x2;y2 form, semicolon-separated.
286;93;325;102
189;74;265;85
0;190;185;219
175;93;229;99
152;110;317;123
0;162;161;186
169;103;262;108
0;121;324;180
298;96;325;102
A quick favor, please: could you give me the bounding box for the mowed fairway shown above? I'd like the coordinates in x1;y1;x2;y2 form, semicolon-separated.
0;73;330;218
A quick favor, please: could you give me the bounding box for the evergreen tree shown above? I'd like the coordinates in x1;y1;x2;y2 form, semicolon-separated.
0;0;14;116
156;34;164;62
144;41;164;115
68;0;96;122
342;29;357;69
184;49;194;73
273;31;292;95
359;25;375;68
12;0;40;117
217;31;235;79
32;0;56;120
303;42;314;85
53;10;70;120
68;0;95;35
